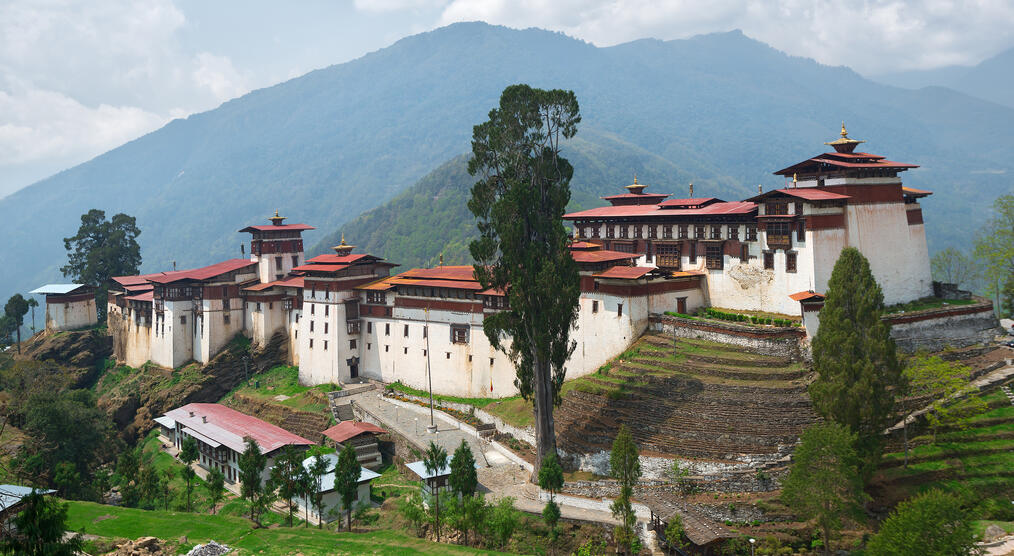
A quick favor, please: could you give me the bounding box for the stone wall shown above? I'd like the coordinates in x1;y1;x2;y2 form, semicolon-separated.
885;300;1002;352
649;314;807;360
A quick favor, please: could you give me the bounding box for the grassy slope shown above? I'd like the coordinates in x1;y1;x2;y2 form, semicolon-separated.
66;500;502;555
219;365;337;413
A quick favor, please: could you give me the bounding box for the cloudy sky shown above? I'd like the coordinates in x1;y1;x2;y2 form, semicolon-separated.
2;0;1012;198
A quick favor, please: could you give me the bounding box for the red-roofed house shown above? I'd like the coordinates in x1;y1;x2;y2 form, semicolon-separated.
321;421;387;470
162;403;314;485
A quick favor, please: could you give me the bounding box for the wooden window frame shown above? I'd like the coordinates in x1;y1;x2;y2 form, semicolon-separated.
746;225;758;242
763;251;775;270
786;251;798;273
694;225;705;240
705;245;723;270
728;225;739;240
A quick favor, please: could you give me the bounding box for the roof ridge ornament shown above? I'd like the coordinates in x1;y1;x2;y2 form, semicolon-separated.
689;182;694;198
269;209;286;226
792;173;798;188
332;232;355;255
823;121;865;153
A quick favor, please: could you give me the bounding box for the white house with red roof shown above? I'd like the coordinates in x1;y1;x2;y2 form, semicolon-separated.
564;125;934;317
160;403;314;484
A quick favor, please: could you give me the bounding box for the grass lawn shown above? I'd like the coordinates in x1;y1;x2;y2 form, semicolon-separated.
221;365;337;413
65;500;502;555
883;296;978;314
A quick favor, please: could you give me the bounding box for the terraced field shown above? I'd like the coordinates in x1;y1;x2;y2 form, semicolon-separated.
554;335;817;462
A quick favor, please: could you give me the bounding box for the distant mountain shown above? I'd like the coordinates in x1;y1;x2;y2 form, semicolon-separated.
2;22;1013;305
872;47;1014;109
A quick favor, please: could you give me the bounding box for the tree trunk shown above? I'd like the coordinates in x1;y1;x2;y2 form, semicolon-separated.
347;507;352;531
15;326;20;354
434;487;441;542
532;356;557;480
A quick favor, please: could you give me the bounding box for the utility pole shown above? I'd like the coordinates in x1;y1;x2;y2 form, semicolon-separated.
425;307;436;433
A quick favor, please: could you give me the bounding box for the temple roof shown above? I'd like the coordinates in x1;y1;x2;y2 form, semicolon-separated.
564;201;756;219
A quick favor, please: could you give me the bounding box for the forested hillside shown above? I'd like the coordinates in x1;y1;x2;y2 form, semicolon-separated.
3;22;1012;304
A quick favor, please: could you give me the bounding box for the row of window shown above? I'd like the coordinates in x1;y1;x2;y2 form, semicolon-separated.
581;221;807;244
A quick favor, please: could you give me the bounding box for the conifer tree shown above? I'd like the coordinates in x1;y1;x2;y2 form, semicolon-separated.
205;467;225;514
334;442;362;532
537;451;564;541
0;490;83;556
269;445;304;526
609;425;641;555
449;439;477;498
307;452;330;528
810;247;903;475
239;438;267;524
179;436;199;512
865;489;976;556
467;84;582;473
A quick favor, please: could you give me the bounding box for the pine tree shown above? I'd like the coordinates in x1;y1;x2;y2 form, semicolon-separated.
537;451;564;540
782;423;867;556
179;436;199;512
239;438;267;524
609;425;641;555
307;453;330;528
0;491;83;556
334;442;362;532
467;84;582;474
448;439;477;497
810;247;903;475
865;489;976;556
269;445;305;526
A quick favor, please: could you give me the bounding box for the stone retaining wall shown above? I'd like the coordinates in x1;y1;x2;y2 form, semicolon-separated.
649;315;807;360
885;300;1002;352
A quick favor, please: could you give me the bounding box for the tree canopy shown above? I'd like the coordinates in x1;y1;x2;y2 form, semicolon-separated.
449;439;478;498
334;442;362;531
467;84;582;472
974;194;1014;316
782;423;867;556
0;491;83;556
609;425;641;555
61;209;141;321
865;489;976;556
239;437;268;524
3;294;29;354
810;247;903;474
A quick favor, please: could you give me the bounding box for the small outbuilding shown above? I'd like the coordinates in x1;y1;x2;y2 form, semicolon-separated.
405;460;453;497
0;485;56;526
639;491;738;554
29;284;97;332
321;421;387;470
295;452;380;523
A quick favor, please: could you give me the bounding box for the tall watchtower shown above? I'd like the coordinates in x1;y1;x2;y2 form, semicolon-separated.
239;211;315;283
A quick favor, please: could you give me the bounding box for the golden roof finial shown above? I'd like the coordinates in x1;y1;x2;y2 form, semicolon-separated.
633;173;638;185
689;182;694;198
758;184;762;194
439;253;444;267
792;173;798;188
340;232;346;246
841;121;848;138
269;209;286;225
274;209;280;217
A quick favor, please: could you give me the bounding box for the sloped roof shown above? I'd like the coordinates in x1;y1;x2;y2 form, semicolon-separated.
299;453;379;493
321;421;387;443
789;291;825;302
29;284;90;295
244;275;305;292
238;223;315;232
564;201;756;219
143;259;257;285
570;250;640;263
0;485;56;513
747;188;850;202
164;403;314;454
594;266;655;280
638;492;738;546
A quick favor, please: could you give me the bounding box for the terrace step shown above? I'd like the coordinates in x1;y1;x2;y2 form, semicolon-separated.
629;357;808;382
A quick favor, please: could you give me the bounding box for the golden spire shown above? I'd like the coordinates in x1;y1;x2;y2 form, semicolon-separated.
268;209;286;226
841;121;848;138
332;231;355;255
758;184;762;194
633;173;638;185
340;232;346;246
439;254;444;267
689;182;694;198
824;121;865;153
792;173;798;188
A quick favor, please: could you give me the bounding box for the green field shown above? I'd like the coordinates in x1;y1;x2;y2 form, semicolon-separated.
221;365;338;413
66;500;502;555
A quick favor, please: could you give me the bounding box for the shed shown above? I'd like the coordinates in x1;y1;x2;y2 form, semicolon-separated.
295;453;380;523
638;492;738;553
0;485;56;523
405;460;453;497
29;284;97;332
321;421;387;470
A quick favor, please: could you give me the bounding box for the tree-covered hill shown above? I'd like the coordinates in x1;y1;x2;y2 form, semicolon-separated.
2;22;1012;303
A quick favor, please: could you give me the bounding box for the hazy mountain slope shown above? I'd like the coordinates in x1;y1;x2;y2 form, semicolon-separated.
872;47;1014;109
2;22;1012;305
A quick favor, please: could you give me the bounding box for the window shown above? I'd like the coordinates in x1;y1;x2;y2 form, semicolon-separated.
740;244;750;261
664;225;673;239
367;343;371;350
325;305;329;316
617;303;623;317
796;220;806;242
648;225;657;239
275;257;283;270
446;352;451;359
689;242;697;261
311;304;315;315
180;315;186;324
367;291;386;304
694;225;705;239
728;226;739;240
592;300;599;313
269;302;273;310
310;321;314;332
786;252;798;273
656;243;680;269
324;340;328;351
766;202;789;215
678;225;688;239
709;225;721;240
223;313;231;325
794;202;803;215
292;255;299;267
746;225;758;242
324;322;328;334
423;325;428;338
706;245;723;270
350;339;356;349
451;326;468;344
619;225;628;239
367;321;372;333
404;347;408;354
223;298;231;310
767;221;792;247
592;225;600;238
385;323;390;336
385;345;389;352
606;225;615;239
763;252;775;270
403;324;409;337
612;242;634;253
256;302;261;311
423;350;426;356
633;225;642;238
468;355;472;362
490;358;495;366
309;339;314;349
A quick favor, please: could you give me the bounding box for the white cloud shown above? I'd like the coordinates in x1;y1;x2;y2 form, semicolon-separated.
192;52;250;103
354;0;448;13
436;0;1014;74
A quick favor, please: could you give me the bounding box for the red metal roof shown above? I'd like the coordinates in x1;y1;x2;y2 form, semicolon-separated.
291;263;349;273
357;278;397;291
748;188;851;202
388;277;484;290
565;201;756;219
147;259;257;284
571;250;640;263
569;241;602;250
658;197;721;207
774;152;918;176
902;186;932;197
238;224;315;233
602;192;670;201
594;266;655;279
321;421;387;444
124;283;154;292
243;275;305;292
789;291;825;302
306;254;373;264
165;403;314;454
125;291;154;302
399;266;477;281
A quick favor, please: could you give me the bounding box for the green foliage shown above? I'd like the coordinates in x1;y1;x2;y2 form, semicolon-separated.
866;489;976;556
449;439;478;497
14;389;115;498
974;194;1014;310
782;423;867;556
422;440;448;541
239;437;268;524
483;496;519;550
334;442;362;531
306;453;330;528
609;424;641;555
269;446;306;526
537;451;564;499
179;436;199;512
0;491;83;556
669;459;696;494
663;513;686;550
931;247;981;290
467;84;582;469
61;209;141;322
810;247;903;476
904;355;988;441
3;294;29;353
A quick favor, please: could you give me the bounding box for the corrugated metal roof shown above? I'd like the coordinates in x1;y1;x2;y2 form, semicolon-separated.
125;291;154;302
29;284;89;295
564;201;756;219
146;259;257;284
291;263;349;273
388;278;484;290
243;276;305;292
357;278;397;291
594;266;654;279
405;460;453;480
902;186;933;197
300;453;380;493
570;250;640;263
0;485;56;513
658;197;722;207
306;254;373;264
238;224;315;232
399;266;477;281
321;421;387;443
164;403;314;454
748;188;851;202
789;291;825;302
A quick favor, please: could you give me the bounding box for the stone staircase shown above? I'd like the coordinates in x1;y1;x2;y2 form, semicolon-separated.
556;335;817;462
1002;385;1014;406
